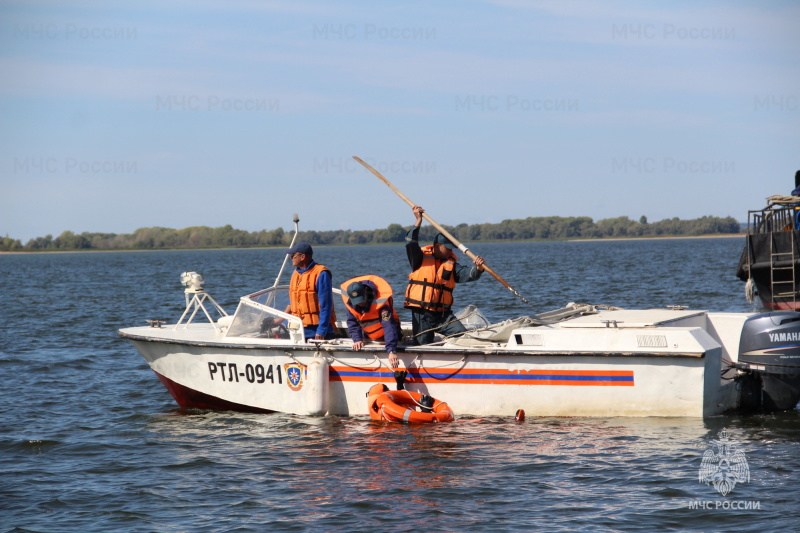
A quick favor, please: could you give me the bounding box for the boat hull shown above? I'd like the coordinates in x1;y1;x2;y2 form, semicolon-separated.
124;327;736;418
154;371;276;413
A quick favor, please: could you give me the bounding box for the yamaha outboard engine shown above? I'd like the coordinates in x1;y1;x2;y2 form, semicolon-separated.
737;311;800;411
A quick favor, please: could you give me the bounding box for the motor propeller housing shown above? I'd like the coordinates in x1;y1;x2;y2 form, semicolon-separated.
737;311;800;411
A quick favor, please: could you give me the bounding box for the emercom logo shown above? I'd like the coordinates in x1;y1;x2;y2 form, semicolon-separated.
699;430;750;496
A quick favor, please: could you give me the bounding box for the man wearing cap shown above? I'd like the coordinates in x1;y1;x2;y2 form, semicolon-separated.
404;205;485;344
284;242;337;340
339;275;401;369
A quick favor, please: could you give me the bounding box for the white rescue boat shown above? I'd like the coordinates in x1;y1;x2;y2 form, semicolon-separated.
119;271;800;418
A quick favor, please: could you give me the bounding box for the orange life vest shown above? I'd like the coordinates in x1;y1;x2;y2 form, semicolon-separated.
289;263;337;327
340;275;399;340
404;245;457;313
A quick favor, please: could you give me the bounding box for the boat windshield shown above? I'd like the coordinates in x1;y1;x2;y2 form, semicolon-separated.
225;285;349;341
225;286;302;340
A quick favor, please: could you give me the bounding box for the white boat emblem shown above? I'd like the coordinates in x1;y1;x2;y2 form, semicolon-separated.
699;430;750;496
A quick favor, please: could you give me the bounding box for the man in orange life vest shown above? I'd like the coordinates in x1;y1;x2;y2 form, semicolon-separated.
405;205;485;344
284;242;337;340
340;276;401;369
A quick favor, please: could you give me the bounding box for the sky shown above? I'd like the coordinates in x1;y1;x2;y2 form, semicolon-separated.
1;0;798;243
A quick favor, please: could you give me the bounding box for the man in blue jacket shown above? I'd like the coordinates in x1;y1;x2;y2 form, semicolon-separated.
340;276;401;369
283;242;336;340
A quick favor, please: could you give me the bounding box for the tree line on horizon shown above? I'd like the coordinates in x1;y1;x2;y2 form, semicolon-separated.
0;215;742;252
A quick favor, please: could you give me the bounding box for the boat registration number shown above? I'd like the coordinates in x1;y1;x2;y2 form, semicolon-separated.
208;362;282;385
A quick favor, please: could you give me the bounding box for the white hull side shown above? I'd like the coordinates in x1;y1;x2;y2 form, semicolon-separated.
129;337;736;418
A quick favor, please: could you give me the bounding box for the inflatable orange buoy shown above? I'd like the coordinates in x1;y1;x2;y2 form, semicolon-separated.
515;409;525;422
366;385;454;424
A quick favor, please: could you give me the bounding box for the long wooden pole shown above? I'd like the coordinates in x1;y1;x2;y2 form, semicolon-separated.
353;155;535;309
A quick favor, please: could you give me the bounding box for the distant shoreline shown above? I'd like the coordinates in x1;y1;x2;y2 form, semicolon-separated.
568;233;744;243
0;233;746;255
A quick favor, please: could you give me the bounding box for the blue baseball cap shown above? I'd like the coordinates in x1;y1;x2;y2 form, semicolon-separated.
347;281;370;306
287;242;313;256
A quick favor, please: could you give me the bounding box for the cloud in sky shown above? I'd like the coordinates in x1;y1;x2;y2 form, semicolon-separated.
1;0;799;242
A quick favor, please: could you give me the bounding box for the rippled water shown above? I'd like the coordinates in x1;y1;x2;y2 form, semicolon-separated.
2;238;799;532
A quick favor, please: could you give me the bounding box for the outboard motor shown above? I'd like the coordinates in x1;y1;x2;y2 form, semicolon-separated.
737;311;800;411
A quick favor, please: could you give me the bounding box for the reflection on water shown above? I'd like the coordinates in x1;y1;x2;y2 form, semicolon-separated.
133;407;799;530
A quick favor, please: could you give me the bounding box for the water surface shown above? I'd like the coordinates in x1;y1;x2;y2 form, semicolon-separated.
2;238;798;532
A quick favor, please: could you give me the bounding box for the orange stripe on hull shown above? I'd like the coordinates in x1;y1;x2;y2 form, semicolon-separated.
329;366;634;386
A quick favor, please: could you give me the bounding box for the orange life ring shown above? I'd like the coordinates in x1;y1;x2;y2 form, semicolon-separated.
366;384;454;424
367;383;389;420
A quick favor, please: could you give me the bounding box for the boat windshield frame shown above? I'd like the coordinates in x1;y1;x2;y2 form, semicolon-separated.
225;285;303;341
224;285;345;342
